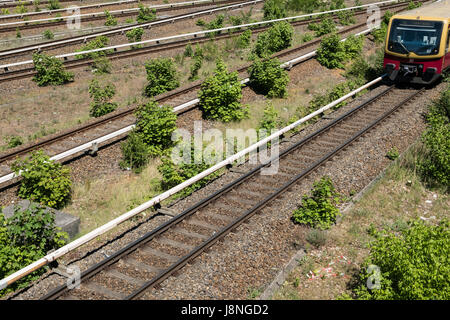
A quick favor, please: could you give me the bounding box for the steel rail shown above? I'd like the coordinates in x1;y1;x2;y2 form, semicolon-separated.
0;73;385;292
0;0;417;61
0;0;418;82
0;0;151;9
0;0;258;59
0;25;371;165
0;0;215;21
41;86;424;300
0;0;248;32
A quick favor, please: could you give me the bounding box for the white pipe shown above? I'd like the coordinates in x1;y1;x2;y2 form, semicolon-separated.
0;72;384;290
0;0;398;65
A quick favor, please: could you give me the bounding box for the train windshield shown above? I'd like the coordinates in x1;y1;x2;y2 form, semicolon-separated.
387;19;443;56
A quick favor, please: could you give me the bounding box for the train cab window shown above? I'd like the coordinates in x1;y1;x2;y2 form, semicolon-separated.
387;19;444;56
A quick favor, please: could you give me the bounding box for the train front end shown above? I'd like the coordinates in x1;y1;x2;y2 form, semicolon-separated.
383;15;449;84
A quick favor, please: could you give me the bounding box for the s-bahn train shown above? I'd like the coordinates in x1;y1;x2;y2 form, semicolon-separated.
383;1;450;84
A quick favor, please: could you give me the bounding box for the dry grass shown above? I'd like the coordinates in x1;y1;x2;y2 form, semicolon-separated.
65;157;163;236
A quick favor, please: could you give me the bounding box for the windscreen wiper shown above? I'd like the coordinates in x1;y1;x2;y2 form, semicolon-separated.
394;40;410;54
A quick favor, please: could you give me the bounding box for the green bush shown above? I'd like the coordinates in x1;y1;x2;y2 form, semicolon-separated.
134;100;177;156
236;29;252;49
15;4;27;14
337;9;355;25
104;10;118;26
137;4;156;23
125;27;144;48
143;57;179;97
407;1;422;10
47;0;60;10
253;21;293;57
263;0;286;20
345;49;384;83
119;131;150;173
317;33;363;69
258;103;280;134
5;135;23;149
372;11;394;44
292;176;341;230
189;54;203;81
205;14;225;36
342;34;364;60
248;57;289;98
198;59;247;122
386;147;399;160
0;205;67;296
75;36;112;60
184;43;194;57
11;150;72;209
351;219;449;300
32;52;74;86
308;18;337;37
43;30;54;40
88;79;118;117
418;88;450;187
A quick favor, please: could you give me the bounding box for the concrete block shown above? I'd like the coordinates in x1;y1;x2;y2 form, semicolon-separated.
1;200;80;239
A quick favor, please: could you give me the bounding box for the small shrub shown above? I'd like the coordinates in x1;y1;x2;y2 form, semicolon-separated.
205;14;225;36
308;18;336;37
143;58;179;97
16;28;21;38
258;103;280;134
316;33;345;68
43;29;54;40
407;1;422;10
11;150;72;209
292;176;341;230
137;4;156;23
189;54;203;81
196;19;206;27
119;131;150;173
248;57;289;98
92;56;112;74
342;34;364;60
386;147;399;160
88;79;118;117
184;43;194;57
5;135;23;149
47;0;60;10
75;36;112;60
253;21;293;57
263;0;286;20
134;100;177;156
337;10;355;25
15;4;27;14
125;27;144;48
301;33;313;43
1;8;10;15
286;0;321;13
236;29;252;49
198;59;247;122
104;10;118;26
32;52;74;86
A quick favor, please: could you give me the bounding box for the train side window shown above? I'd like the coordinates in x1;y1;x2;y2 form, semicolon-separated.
447;31;450;51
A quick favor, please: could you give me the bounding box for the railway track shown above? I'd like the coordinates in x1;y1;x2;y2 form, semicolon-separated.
0;0;259;60
0;0;189;22
0;0;246;33
38;85;424;300
0;10;416;188
0;0;422;82
0;0;154;9
0;21;380;184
